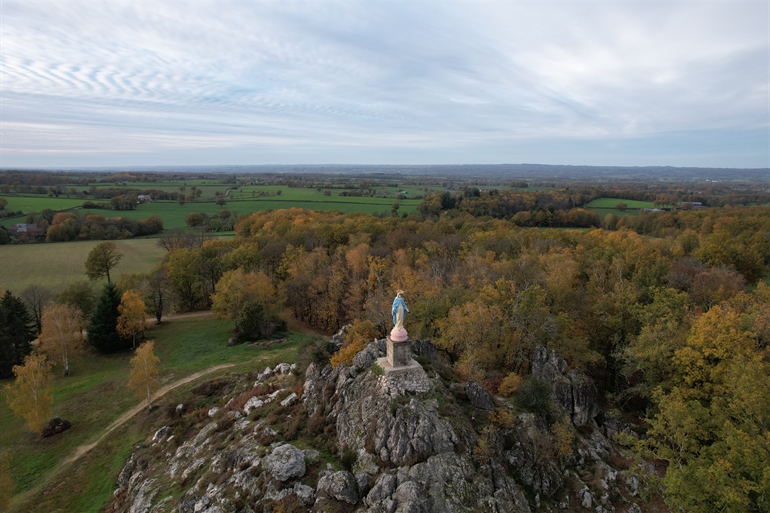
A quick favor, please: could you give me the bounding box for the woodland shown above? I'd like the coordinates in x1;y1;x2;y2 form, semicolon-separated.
1;169;769;511
119;202;770;509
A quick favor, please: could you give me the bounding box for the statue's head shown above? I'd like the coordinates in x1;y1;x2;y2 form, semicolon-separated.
396;289;404;297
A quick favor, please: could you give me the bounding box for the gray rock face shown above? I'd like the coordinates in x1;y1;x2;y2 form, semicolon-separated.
531;346;599;426
393;481;433;513
332;377;463;466
407;452;530;513
412;339;439;361
353;342;380;370
505;414;563;498
466;381;496;411
366;473;398;506
265;444;306;481
317;470;359;504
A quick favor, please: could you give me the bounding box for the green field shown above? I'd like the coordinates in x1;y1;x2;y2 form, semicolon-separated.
584;198;656;209
1;186;422;230
0;238;166;294
584;197;655;220
0;315;307;512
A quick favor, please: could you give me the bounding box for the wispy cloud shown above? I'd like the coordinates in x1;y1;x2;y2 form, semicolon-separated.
1;0;768;167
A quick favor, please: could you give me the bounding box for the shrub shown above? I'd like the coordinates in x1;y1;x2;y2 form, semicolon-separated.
515;377;553;418
330;338;364;368
235;301;286;342
371;361;385;376
344;319;380;344
498;372;523;397
341;448;357;471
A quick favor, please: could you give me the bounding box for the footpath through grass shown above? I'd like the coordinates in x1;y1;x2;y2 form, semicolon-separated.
1;315;310;512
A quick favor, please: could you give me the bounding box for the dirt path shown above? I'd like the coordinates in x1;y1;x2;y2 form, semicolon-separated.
62;363;234;465
11;362;237;510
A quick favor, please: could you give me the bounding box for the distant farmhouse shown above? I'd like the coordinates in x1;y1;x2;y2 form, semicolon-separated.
137;194;152;202
12;224;44;238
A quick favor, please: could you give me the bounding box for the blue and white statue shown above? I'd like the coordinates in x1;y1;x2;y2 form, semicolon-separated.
390;290;409;342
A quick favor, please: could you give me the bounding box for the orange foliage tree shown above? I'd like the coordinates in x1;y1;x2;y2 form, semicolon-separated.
117;290;146;349
128;340;160;412
4;353;54;433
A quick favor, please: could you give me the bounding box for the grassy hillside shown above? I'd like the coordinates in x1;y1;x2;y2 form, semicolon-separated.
0;238;166;294
1;315;308;512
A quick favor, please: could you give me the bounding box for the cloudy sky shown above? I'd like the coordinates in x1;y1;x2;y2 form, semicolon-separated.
1;0;768;168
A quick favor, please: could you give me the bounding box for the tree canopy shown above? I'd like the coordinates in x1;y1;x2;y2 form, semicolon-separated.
84;241;123;284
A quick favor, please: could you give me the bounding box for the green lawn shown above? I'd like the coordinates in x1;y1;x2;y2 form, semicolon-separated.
590;208;641;220
0;238;166;294
1;315;307;512
584;197;656;209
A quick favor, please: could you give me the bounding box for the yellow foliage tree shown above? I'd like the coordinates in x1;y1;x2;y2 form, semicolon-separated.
117;290;146;349
4;353;54;433
38;303;84;377
211;269;276;320
128;340;160;412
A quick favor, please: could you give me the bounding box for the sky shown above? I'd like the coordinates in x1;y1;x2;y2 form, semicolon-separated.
1;0;768;169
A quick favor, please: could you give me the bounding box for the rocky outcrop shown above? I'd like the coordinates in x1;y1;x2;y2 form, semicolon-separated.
532;345;599;426
466;381;496;411
109;345;651;513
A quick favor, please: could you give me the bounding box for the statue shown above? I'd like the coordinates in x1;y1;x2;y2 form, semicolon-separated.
392;290;409;329
390;290;409;342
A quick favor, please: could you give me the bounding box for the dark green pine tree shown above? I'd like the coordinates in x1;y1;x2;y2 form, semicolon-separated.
88;283;129;352
0;290;36;379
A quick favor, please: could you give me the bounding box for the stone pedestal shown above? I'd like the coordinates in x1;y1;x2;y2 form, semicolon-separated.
387;336;412;368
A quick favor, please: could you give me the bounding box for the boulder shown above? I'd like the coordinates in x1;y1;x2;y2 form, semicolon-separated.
244;396;264;414
41;417;71;438
466;381;496;411
152;425;170;442
266;444;306;481
317;470;359;504
275;362;292;374
280;392;298;407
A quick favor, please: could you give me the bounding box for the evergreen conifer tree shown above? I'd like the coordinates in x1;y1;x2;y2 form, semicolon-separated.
0;291;36;378
88;283;127;352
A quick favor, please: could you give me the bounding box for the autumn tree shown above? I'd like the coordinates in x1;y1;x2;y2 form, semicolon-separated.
38;303;84;377
84;241;123;284
4;353;54;433
637;305;770;512
20;284;54;334
0;291;36;379
117;290;146;349
164;248;204;311
211;269;276;320
128;340;160;412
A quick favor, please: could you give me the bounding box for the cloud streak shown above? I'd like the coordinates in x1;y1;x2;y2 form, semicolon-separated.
1;0;768;167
